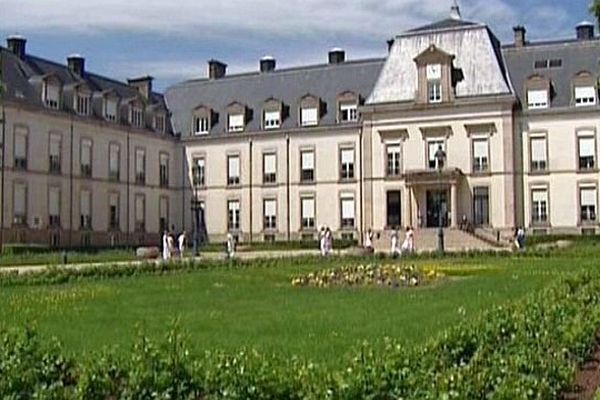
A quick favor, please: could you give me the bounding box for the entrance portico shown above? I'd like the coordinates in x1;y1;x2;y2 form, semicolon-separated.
404;168;463;229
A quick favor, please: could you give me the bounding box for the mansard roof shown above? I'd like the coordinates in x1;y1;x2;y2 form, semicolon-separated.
0;46;173;135
165;58;384;137
502;37;600;109
407;18;480;34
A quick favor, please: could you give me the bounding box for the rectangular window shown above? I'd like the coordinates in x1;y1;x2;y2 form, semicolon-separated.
300;150;315;183
530;137;547;172
135;194;145;232
427;81;442;103
49;133;61;174
80;138;92;177
427;140;445;169
264;110;281;129
13;182;27;225
527;89;549;109
301;197;315;229
578;134;596;170
340;148;355;180
532;188;549;224
301;107;318;126
43;83;60;109
76;94;90;115
228;114;245;132
580;187;597;223
159;197;169;232
48;186;60;227
386;144;401;177
104;98;118;121
109;143;120;181
14;129;27;170
575;86;596;106
80;189;92;229
472;138;489;172
159;153;169;187
473;187;489;226
135;148;146;184
227;200;240;231
154;115;165;133
339;102;358;122
131;107;144;128
340;195;355;228
193;157;205;186
263;153;277;184
227;155;240;186
263;199;277;230
195;116;209;135
109;193;120;229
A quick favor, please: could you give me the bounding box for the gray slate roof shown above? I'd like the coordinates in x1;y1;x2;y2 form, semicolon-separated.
165;59;385;137
0;46;172;135
407;18;479;33
502;38;600;109
368;23;513;104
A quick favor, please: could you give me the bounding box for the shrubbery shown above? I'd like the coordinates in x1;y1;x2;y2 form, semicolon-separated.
1;271;599;398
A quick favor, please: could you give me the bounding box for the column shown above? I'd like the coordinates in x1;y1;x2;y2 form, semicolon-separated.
404;185;412;228
451;183;458;228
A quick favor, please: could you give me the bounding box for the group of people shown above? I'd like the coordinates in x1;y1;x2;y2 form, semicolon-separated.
363;226;416;257
319;226;334;256
161;228;187;260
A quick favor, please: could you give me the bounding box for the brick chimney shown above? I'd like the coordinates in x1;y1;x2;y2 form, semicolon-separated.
513;26;526;48
260;56;276;73
128;76;154;100
208;60;227;79
67;54;85;77
6;35;26;59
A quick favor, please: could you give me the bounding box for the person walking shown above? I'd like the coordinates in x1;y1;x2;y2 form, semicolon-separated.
325;227;333;255
402;226;415;254
161;230;171;261
177;230;187;258
364;228;374;253
390;228;400;258
319;226;327;256
167;230;175;260
226;233;236;259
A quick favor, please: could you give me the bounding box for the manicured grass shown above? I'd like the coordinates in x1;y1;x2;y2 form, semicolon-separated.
0;242;597;367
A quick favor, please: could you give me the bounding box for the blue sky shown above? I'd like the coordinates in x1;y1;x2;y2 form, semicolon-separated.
0;0;594;91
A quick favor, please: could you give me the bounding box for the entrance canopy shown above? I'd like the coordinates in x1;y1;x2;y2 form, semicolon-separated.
405;168;464;186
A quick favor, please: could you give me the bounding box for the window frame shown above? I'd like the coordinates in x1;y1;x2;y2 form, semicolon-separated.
263;198;277;231
339;147;355;181
471;136;490;173
386;143;402;177
531;187;550;226
80;188;92;230
227;154;241;186
340;194;356;229
227;199;241;231
48;132;62;174
262;152;277;185
529;134;548;173
134;147;146;185
579;185;598;225
159;152;170;187
300;149;315;184
300;195;316;230
80;137;93;178
577;130;596;172
134;193;146;232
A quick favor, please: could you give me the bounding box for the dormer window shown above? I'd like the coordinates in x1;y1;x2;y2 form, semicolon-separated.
228;114;245;132
75;92;90;116
130;106;144;128
104;97;118;122
195;117;209;134
264;111;281;129
43;80;61;109
192;105;213;135
154;114;166;133
427;64;442;103
527;89;549;109
299;95;320;127
575;86;597;106
339;102;357;122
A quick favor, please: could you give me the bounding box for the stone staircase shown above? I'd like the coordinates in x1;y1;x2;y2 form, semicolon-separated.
372;228;504;253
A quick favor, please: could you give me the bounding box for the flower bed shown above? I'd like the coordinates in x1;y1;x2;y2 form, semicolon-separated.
291;263;443;288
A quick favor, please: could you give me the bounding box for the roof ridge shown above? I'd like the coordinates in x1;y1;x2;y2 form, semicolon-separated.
502;37;600;50
171;57;386;88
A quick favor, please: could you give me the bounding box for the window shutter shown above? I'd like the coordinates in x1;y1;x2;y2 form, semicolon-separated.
228;156;240;177
387;144;400;155
228;201;240;212
575;86;596;100
473;139;488;158
15;132;26;158
264;200;276;217
302;198;314;219
341;196;355;219
531;138;547;161
301;108;318;125
81;190;90;216
14;184;26;215
527;90;548;106
50;134;61;157
81;139;91;165
229;114;244;129
341;149;354;164
46;84;60;102
49;187;60;216
581;188;597;207
579;136;595;157
264;154;276;174
532;189;547;203
301;151;314;169
135;149;145;172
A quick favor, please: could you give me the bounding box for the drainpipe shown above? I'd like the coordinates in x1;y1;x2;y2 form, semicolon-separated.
126;128;130;247
69;115;74;248
248;137;253;243
181;144;185;231
359;125;364;244
0;96;5;252
286;134;291;242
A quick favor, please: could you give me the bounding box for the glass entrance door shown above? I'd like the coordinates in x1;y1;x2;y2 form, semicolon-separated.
426;190;449;228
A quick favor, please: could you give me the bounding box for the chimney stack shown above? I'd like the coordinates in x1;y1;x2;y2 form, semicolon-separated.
576;21;595;40
513;26;526;48
260;56;276;73
208;59;227;79
128;76;154;100
67;54;85;77
328;48;345;64
6;35;26;59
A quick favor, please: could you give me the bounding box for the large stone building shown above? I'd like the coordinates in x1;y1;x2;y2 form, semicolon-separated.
1;4;599;248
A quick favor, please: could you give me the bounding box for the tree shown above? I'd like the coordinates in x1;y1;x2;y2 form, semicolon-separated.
591;0;600;27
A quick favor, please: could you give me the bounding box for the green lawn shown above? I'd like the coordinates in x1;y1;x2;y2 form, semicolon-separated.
0;243;597;367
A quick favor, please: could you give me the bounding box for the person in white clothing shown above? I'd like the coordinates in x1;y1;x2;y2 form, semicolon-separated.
162;231;171;261
325;227;333;255
364;228;374;252
177;231;187;258
319;226;327;256
401;226;415;254
390;228;401;258
167;232;175;259
226;233;236;259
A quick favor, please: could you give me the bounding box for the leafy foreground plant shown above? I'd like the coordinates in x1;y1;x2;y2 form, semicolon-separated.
291;263;443;288
1;272;600;399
